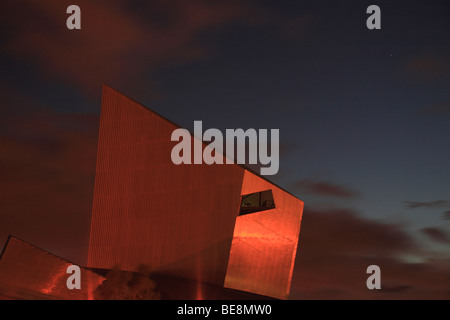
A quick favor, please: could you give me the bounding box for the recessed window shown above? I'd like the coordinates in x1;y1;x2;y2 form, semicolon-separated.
239;190;275;216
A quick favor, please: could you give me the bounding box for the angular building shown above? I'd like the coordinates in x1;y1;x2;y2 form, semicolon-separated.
0;236;104;300
87;85;304;299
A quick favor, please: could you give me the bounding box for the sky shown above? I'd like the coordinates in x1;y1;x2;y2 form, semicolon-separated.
0;0;449;299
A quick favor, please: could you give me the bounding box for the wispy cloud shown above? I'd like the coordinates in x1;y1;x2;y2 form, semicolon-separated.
421;101;450;115
0;109;99;265
404;55;450;79
403;200;450;210
291;207;450;299
421;228;450;244
291;180;359;198
0;0;258;98
444;211;450;220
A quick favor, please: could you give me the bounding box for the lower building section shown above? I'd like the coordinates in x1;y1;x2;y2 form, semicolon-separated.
0;87;304;300
0;236;104;300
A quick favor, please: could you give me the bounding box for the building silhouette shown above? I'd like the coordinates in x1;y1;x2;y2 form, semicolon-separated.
0;85;303;300
87;86;304;299
0;236;104;300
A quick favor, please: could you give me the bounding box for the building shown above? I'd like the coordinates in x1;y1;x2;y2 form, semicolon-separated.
87;85;304;299
0;236;104;300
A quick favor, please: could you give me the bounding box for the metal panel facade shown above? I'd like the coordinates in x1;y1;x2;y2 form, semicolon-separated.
88;86;244;285
0;237;104;300
88;86;303;298
224;170;304;299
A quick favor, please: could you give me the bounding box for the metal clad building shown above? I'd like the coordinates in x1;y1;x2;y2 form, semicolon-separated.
87;86;303;299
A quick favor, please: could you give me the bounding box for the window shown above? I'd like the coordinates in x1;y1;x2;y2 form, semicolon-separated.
239;190;275;216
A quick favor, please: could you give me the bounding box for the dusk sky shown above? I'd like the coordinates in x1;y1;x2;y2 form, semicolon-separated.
1;0;449;298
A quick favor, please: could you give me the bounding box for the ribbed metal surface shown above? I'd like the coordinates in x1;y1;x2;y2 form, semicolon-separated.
0;237;104;300
88;85;303;298
87;86;245;285
224;170;304;299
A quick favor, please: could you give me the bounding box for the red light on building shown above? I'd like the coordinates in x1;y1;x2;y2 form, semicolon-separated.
0;236;104;300
87;85;304;299
225;171;303;299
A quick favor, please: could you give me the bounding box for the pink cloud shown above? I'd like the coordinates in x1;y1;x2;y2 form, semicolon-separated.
1;0;256;98
0;109;99;264
404;55;450;79
291;180;360;198
291;207;450;299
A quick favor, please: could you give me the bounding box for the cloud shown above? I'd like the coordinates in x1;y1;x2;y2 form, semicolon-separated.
403;200;450;210
0;0;257;98
290;207;450;299
1;108;449;299
279;141;299;157
421;228;450;245
404;55;450;79
0;82;44;118
0;109;99;265
290;180;359;198
421;101;450;115
275;14;314;40
444;211;450;220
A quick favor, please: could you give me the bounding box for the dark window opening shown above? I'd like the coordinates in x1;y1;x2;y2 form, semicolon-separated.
239;190;275;216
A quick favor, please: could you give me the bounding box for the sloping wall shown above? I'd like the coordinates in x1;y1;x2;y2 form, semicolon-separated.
88;86;244;285
225;170;304;299
0;236;104;300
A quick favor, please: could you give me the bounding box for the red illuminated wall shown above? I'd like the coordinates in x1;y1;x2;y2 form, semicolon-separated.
88;85;244;285
224;171;303;299
0;236;104;300
88;85;304;298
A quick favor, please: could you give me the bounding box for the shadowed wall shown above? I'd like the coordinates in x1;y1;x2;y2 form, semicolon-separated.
88;86;303;298
87;86;244;285
0;236;104;300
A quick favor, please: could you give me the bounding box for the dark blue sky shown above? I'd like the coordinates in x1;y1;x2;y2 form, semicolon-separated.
147;1;450;249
